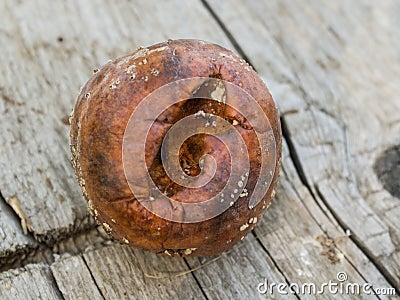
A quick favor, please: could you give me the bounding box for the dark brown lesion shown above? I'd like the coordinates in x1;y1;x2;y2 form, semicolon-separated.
178;136;203;177
209;72;223;79
146;77;227;197
146;96;223;197
145;76;262;203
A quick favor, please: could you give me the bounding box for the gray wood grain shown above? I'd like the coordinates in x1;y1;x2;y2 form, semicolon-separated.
206;0;400;290
0;0;398;298
278;142;395;297
1;226;111;273
254;142;386;300
185;236;298;300
0;196;36;268
51;255;104;300
184;141;387;300
0;264;61;299
83;244;205;300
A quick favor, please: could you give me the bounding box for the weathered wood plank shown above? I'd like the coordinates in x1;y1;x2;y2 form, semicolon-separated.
184;141;389;300
0;0;232;244
185;236;298;300
206;0;400;290
83;244;205;300
254;142;390;299
0;264;61;299
278;142;395;296
51;255;104;300
0;196;37;268
0;226;112;273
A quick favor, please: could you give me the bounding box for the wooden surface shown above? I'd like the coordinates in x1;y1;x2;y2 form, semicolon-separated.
0;0;399;299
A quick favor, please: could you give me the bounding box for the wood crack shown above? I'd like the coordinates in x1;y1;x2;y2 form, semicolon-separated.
81;254;106;300
46;266;66;300
183;258;210;300
0;192;38;268
315;185;400;293
0;226;110;273
280;155;384;299
200;0;254;68
251;231;301;299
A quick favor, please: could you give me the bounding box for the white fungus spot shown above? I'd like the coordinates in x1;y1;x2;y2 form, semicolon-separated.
239;188;248;198
194;110;206;118
230;201;234;206
184;248;197;255
210;82;226;103
230;194;235;198
111;218;116;224
110;79;120;89
126;65;136;74
240;223;249;231
122;237;129;244
87;199;94;214
238;181;243;188
150;68;159;76
232;120;239;126
150;46;167;53
249;217;258;224
102;223;112;232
